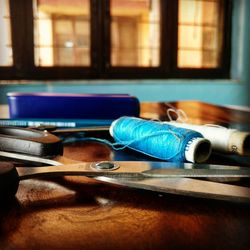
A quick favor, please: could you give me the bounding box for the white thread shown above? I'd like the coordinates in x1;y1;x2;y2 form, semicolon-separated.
166;108;188;122
164;121;250;156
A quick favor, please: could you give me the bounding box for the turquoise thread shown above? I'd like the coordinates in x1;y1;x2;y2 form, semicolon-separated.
61;116;204;162
111;116;203;162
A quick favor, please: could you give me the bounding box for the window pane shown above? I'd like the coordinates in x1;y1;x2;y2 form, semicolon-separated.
0;0;13;66
178;0;223;68
33;0;90;66
111;0;160;67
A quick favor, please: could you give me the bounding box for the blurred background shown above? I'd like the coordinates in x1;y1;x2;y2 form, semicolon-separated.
0;0;249;106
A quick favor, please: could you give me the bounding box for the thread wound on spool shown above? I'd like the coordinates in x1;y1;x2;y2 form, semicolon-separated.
166;121;250;156
110;116;211;163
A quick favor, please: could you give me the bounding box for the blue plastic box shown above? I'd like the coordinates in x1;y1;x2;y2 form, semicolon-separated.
7;92;140;119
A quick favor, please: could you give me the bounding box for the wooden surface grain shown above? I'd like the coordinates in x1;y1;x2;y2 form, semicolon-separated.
0;101;250;250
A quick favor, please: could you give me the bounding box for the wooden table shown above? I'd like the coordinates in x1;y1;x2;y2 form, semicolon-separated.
0;101;250;250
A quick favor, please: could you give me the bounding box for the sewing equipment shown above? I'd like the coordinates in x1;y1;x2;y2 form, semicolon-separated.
0;125;250;203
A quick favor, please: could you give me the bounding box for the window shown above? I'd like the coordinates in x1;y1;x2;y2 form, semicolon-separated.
34;0;91;66
0;0;12;66
0;0;231;80
178;0;225;68
110;0;160;67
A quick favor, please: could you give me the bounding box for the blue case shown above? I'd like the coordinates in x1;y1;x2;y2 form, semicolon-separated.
7;92;140;119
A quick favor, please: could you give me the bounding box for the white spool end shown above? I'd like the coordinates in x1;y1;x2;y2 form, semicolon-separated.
228;131;250;155
109;119;119;137
185;138;212;163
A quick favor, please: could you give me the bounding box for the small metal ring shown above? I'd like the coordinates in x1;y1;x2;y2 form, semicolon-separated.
91;161;119;171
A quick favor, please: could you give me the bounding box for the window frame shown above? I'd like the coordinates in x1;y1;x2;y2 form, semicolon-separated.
0;0;232;80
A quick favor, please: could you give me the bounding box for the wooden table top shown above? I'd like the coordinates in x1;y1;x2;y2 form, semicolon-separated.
0;101;250;250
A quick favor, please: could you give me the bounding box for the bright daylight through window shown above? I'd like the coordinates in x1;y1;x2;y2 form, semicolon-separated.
0;0;12;66
0;0;230;79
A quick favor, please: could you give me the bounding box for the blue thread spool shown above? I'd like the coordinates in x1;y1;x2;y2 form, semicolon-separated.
110;116;211;163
